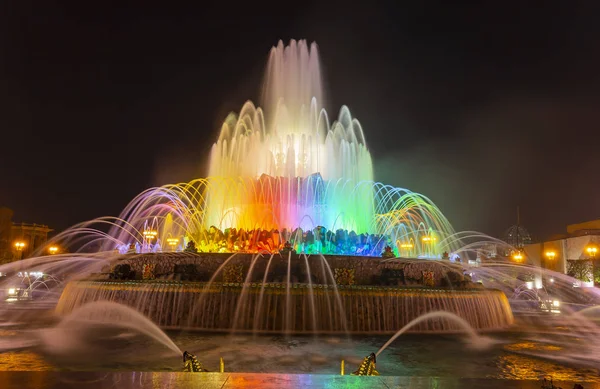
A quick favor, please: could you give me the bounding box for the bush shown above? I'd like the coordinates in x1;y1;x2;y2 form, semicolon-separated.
378;268;404;285
593;262;600;286
184;241;198;253
174;263;200;281
567;259;593;283
111;264;134;280
444;271;463;286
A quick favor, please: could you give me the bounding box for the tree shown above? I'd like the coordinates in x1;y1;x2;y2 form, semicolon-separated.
184;241;198;253
567;259;593;283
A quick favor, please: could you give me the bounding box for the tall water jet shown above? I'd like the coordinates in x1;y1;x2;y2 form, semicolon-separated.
47;40;511;336
55;39;456;258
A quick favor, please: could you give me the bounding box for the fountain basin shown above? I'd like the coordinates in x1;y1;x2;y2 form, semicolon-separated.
56;280;513;333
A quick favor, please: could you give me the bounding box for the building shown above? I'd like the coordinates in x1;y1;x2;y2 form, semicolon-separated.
0;207;53;263
524;219;600;285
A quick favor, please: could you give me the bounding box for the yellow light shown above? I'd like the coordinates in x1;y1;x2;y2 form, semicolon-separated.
512;252;524;261
545;250;556;260
14;241;25;250
586;246;597;256
143;230;158;240
8;288;16;295
400;243;414;249
167;238;179;246
48;246;58;254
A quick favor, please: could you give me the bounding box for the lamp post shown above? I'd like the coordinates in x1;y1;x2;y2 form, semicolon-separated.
586;245;598;286
15;241;25;259
143;229;157;242
586;245;597;259
142;229;157;253
14;241;25;260
421;235;436;257
543;250;557;286
544;250;556;269
512;250;524;262
167;238;179;252
48;246;59;255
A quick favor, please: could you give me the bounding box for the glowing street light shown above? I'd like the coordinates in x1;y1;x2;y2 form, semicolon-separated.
143;229;158;241
167;238;179;251
585;245;597;259
512;250;524;262
14;241;26;260
545;250;556;261
48;246;59;255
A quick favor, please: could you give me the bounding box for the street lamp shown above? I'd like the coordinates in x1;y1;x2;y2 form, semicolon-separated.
143;229;158;242
512;250;524;262
543;249;557;274
14;241;26;260
585;245;597;259
587;245;600;288
545;250;556;261
167;238;179;251
48;246;59;255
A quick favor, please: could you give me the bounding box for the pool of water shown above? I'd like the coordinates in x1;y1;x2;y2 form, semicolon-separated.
0;305;598;382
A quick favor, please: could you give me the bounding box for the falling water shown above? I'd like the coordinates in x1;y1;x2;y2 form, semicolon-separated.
253;254;275;332
56;279;513;334
44;301;181;356
376;311;497;357
51;39;457;258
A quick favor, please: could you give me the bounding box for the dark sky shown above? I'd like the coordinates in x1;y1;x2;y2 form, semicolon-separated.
1;1;600;241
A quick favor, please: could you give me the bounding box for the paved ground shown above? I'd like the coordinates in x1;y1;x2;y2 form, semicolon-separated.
0;372;597;389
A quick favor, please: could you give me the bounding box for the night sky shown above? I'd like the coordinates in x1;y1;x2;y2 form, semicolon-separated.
1;1;599;241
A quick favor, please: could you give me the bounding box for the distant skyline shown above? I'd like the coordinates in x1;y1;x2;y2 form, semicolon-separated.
1;2;599;240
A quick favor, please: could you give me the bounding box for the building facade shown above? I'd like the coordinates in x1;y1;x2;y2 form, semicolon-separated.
524;220;600;285
0;207;53;263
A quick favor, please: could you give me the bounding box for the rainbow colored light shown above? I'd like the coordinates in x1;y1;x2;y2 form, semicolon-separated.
106;40;456;257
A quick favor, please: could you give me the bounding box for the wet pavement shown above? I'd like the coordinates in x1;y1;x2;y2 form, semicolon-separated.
0;372;598;389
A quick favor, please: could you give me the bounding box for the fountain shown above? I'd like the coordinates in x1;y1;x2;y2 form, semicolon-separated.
39;40;514;335
50;39;455;258
4;40;598;383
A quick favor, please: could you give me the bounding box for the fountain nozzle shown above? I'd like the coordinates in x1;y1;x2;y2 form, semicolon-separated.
351;352;379;376
183;351;208;372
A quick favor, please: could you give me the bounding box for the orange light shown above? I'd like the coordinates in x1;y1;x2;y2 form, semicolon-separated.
14;241;25;250
512;251;524;262
545;250;556;260
585;245;597;257
48;246;59;255
143;229;158;240
167;238;179;246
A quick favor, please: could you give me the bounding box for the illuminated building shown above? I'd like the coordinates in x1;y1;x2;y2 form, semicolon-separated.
0;207;53;262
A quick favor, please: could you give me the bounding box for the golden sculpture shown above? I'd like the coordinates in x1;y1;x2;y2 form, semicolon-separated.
351;353;379;376
183;351;208;372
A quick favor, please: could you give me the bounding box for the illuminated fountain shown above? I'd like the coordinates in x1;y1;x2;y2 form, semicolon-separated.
44;41;515;335
2;41;599;380
0;40;516;341
98;39;455;258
